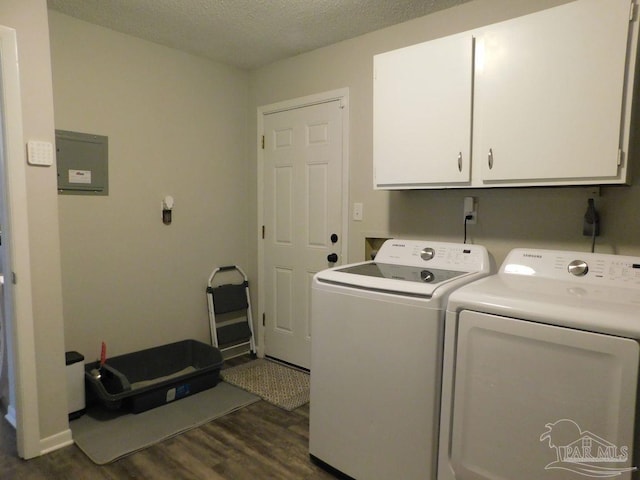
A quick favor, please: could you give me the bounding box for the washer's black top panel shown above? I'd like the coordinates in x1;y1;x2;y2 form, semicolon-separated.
336;262;466;285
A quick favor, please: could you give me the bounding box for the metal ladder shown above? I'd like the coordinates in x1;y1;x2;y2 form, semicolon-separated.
206;265;256;358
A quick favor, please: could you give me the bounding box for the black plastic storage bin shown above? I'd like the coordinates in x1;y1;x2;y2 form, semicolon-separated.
85;339;223;413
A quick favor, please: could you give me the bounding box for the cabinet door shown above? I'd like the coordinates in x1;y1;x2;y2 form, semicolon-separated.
373;32;473;188
475;0;632;185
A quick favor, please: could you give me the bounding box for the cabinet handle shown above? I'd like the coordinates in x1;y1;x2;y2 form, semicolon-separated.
488;148;494;170
457;152;463;172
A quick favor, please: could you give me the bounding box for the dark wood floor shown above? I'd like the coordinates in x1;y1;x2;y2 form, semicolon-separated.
0;356;338;479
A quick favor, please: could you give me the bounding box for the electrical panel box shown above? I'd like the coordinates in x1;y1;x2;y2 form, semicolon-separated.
56;130;108;195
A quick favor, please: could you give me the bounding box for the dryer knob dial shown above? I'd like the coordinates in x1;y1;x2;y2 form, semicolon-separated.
568;260;589;277
420;247;435;261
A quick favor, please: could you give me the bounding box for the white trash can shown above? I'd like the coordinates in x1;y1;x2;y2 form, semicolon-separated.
65;351;85;420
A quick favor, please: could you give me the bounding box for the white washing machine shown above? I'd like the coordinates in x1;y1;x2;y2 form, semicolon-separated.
438;248;640;480
309;239;492;480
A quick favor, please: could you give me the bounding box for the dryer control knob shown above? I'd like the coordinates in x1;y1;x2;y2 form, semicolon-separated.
568;260;589;276
420;247;435;261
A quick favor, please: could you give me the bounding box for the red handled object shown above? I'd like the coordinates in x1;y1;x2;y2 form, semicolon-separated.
100;341;107;367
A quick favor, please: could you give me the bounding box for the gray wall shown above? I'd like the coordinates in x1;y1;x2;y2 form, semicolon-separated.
4;0;636;456
0;0;68;449
52;0;640;365
49;12;251;360
248;0;640;277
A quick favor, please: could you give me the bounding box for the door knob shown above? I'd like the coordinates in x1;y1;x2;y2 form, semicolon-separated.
327;253;338;263
330;233;338;243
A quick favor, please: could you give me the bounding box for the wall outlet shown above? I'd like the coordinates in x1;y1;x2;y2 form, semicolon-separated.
463;196;477;224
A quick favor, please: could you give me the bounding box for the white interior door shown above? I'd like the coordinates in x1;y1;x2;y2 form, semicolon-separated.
262;99;344;369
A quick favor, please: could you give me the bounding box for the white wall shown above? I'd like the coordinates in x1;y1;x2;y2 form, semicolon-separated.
49;12;251;360
248;0;640;275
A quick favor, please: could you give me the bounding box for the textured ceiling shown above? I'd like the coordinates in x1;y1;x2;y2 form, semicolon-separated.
47;0;473;70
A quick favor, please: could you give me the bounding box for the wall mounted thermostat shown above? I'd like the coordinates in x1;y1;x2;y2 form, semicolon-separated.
27;140;54;166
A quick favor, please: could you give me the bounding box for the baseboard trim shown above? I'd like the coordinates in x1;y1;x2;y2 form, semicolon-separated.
40;428;73;455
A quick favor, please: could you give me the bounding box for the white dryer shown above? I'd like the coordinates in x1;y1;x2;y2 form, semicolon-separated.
438;248;640;480
309;239;492;480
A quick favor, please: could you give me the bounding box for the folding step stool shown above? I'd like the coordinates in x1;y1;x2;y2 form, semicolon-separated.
206;265;256;358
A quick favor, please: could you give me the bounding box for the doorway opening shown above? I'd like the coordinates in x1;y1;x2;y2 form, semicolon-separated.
0;24;41;459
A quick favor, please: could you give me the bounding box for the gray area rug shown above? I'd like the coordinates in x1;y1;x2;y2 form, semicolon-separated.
221;359;309;411
71;382;259;464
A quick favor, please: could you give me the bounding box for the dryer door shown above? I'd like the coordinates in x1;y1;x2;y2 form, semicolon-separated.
450;310;639;480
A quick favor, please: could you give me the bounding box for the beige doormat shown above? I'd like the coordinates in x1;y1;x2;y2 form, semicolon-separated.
221;359;309;411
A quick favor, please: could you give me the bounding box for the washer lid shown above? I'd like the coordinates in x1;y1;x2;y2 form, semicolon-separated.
316;263;477;297
336;262;467;285
315;239;491;298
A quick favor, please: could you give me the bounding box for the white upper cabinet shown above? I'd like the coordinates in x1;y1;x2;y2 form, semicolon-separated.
373;0;638;189
476;0;632;186
373;32;474;188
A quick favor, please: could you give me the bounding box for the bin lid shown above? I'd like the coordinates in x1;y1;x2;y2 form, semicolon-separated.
65;351;85;365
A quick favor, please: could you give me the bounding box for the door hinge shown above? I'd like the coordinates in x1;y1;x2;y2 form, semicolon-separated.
630;0;636;21
261;135;265;149
262;225;265;239
262;313;266;326
11;272;16;284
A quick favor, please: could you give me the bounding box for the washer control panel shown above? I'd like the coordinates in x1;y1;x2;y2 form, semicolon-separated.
420;247;435;261
375;239;489;271
503;248;640;287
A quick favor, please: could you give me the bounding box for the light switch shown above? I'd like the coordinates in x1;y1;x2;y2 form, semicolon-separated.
353;202;364;221
27;140;54;166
